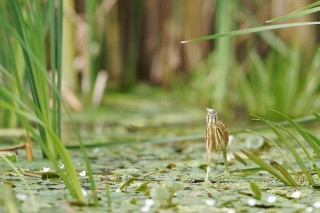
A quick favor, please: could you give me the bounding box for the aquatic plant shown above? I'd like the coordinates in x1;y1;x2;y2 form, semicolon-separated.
242;110;320;186
0;0;97;205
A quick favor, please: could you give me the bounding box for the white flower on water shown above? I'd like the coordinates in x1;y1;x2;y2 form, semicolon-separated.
247;198;256;206
291;190;301;199
267;195;277;203
145;199;154;207
306;207;314;212
205;199;216;206
141;205;150;212
313;201;320;208
79;170;86;177
140;199;154;212
16;194;27;201
224;208;236;213
42;167;50;172
116;188;121;193
81;188;88;197
58;163;64;169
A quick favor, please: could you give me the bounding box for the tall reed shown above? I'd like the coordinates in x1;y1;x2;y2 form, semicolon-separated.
0;0;94;204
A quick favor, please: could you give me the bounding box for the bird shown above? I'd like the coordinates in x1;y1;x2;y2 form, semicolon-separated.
205;108;229;182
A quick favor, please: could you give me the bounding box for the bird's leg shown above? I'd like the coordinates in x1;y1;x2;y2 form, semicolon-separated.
222;149;229;177
205;151;211;182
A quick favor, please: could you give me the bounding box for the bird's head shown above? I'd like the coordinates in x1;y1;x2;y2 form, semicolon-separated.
206;108;218;124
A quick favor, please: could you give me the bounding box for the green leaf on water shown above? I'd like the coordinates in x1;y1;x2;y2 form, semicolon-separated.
0;152;18;163
41;172;60;180
250;181;262;199
119;177;137;191
135;181;150;193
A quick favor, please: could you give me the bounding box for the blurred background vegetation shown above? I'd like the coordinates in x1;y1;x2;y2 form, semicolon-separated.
1;0;320;128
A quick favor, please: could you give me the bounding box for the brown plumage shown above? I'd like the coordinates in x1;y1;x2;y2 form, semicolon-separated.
205;108;229;182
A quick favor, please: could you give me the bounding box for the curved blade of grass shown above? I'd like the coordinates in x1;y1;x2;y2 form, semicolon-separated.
266;7;320;23
246;129;295;174
314;113;320;120
0;155;35;199
181;22;320;43
270;110;320;159
270;121;320;179
241;149;291;186
240;7;288;56
252;114;315;185
0;4;98;204
272;160;298;187
307;131;320;146
0;98;85;202
290;1;320;12
0;70;86;202
233;153;247;166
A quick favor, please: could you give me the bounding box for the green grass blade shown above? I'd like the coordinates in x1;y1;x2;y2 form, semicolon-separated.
57;0;63;138
246;129;295;174
272;161;298;187
49;0;57;137
212;0;236;110
267;7;320;23
293;1;320;12
241;149;291;186
314;113;320;120
64;106;99;205
307;131;320;146
106;183;112;212
253;114;315;185
250;181;262;199
0;3;87;200
0;155;35;200
0;92;85;202
270;121;320;179
181;22;320;43
270;110;320;159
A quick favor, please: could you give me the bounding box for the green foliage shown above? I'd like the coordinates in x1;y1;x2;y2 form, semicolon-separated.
0;1;98;205
243;110;320;186
181;22;320;44
236;50;320;116
267;1;320;23
105;183;112;212
181;1;320;116
241;149;294;186
0;153;18;163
